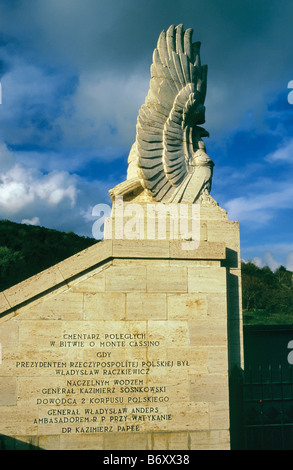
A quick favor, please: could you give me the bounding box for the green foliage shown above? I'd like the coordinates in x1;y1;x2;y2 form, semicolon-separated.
0;220;97;291
242;261;293;324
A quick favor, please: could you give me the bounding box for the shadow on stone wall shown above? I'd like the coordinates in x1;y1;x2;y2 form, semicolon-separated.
0;434;43;450
224;248;245;450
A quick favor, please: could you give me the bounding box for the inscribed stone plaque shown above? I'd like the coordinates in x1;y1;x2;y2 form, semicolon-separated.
0;233;242;450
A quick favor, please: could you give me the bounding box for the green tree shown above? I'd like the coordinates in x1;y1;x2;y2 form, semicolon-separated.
241;260;293;322
0;220;97;291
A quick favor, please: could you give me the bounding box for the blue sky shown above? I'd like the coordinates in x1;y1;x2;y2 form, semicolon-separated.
0;0;293;270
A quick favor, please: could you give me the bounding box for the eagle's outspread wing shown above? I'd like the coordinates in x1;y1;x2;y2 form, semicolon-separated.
136;24;209;202
109;24;215;205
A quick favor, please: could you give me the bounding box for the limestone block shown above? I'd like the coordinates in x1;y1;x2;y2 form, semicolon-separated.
60;434;104;450
3;266;65;310
18;320;62;348
206;220;240;254
167;432;189;450
150;433;169;450
0;293;11;313
0;406;37;435
103;432;148;450
209;401;230;430
84;292;126;320
145;346;168;363
147;321;190;350
207;346;229;374
38;435;61;450
0;320;19;347
190;430;230;450
68;269;107;293
170;259;220;267
188;320;228;347
105;266;147;292
147;373;190;402
147;266;187;293
199;204;228;222
17;291;84;321
189;374;229;403
150;432;189;450
167;293;207;319
113;239;170;259
207;293;227;318
126;293;167;320
167;402;210;431
113;258;170;266
57;240;112;280
166;347;208;375
0;377;17;405
169;241;226;260
188;266;226;293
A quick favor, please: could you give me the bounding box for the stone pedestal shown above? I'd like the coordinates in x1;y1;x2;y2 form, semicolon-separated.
0;203;243;450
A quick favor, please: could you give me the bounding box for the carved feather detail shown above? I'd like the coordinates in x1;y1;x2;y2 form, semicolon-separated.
135;24;210;202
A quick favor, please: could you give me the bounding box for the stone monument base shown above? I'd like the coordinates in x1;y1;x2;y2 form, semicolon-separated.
0;204;242;450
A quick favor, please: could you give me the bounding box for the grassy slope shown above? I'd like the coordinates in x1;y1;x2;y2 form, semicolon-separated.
0;219;97;291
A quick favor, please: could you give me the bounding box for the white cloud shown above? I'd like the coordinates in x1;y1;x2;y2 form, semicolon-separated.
21;216;40;226
263;252;281;271
225;182;293;225
266;139;293;164
0;164;77;215
242;244;293;272
249;252;281;271
0;141;109;236
285;253;293;272
251;257;263;268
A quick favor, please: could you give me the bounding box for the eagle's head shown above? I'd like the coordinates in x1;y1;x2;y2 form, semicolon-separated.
191;140;215;168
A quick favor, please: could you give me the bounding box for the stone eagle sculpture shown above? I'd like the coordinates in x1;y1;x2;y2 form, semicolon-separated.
109;24;216;205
